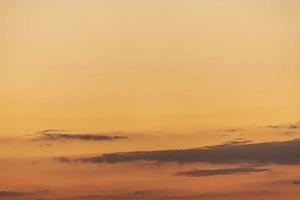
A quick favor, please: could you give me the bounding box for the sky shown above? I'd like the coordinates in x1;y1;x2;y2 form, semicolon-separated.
1;0;300;199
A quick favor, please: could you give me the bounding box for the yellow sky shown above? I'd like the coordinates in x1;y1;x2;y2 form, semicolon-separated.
1;0;300;135
2;2;300;200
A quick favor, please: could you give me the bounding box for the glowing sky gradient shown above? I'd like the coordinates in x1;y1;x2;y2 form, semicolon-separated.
1;0;300;134
1;0;300;199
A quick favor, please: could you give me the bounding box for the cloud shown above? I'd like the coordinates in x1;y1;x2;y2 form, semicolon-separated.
220;134;228;137
0;190;31;197
175;167;270;177
54;157;73;163
40;133;128;141
75;190;271;200
37;129;68;134
132;190;153;196
285;131;297;135
222;138;252;146
36;130;128;142
225;129;244;132
267;122;300;129
76;191;153;200
292;180;300;185
74;138;300;164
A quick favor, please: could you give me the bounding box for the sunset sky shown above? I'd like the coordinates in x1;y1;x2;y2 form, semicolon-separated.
1;0;300;200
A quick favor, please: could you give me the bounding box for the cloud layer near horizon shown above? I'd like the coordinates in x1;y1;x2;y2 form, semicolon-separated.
175;167;270;177
36;130;128;142
0;190;31;197
74;189;272;200
73;138;300;165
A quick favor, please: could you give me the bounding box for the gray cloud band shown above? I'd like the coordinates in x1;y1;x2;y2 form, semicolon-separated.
73;138;300;164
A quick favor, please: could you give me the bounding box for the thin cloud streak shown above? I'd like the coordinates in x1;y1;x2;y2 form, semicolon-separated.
36;130;128;142
0;190;31;197
75;190;272;200
267;122;300;129
73;138;300;164
175;167;270;177
39;133;128;141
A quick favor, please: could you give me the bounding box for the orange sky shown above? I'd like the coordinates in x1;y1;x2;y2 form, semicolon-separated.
1;1;300;200
1;0;300;135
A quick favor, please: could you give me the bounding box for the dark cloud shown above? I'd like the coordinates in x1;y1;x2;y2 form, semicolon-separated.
267;122;300;129
76;195;104;199
132;190;153;196
40;133;128;141
292;180;300;185
175;167;270;177
73;138;300;165
0;190;31;197
76;191;153;200
55;157;73;163
37;129;68;134
36;130;128;142
75;190;271;200
225;129;244;132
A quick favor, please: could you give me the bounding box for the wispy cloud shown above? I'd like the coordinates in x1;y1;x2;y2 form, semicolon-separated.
267;122;300;129
72;138;300;164
75;190;271;200
37;129;68;134
222;138;252;146
0;190;32;197
54;157;72;163
40;133;128;141
225;129;245;133
292;180;300;185
36;129;128;142
175;167;270;177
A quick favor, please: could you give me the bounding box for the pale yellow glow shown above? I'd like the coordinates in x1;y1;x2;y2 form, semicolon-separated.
1;0;300;135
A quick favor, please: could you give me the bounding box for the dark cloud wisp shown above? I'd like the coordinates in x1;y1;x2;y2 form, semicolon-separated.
292;180;300;185
0;190;31;197
37;131;128;142
175;167;270;177
267;122;300;129
74;138;300;165
75;190;271;200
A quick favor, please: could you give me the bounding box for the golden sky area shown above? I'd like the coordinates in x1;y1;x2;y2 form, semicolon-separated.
1;0;300;200
1;0;300;134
